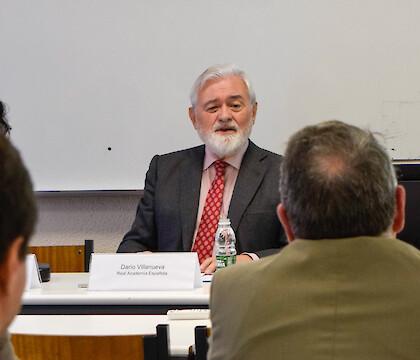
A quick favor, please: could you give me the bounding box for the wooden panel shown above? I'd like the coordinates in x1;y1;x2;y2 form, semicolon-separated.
12;334;145;360
28;245;85;272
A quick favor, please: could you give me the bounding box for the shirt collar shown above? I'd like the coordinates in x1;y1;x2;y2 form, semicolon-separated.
203;139;249;171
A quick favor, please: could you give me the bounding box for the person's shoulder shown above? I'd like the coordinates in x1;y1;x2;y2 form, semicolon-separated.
212;254;279;290
389;237;420;262
0;333;16;360
350;236;420;275
248;141;282;162
156;144;205;160
149;145;204;170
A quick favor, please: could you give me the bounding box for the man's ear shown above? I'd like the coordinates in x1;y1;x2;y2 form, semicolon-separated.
392;184;406;235
251;102;258;124
188;107;197;129
277;203;295;243
0;236;24;294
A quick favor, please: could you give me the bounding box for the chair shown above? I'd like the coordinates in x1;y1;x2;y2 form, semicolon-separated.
11;324;169;360
28;239;94;272
140;324;170;360
188;326;211;360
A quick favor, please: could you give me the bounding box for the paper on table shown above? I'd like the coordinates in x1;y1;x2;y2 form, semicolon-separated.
201;274;213;282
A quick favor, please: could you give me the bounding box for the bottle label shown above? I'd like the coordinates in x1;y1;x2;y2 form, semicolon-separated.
216;255;237;269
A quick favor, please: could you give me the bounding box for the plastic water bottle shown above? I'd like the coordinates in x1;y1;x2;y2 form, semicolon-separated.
215;218;237;269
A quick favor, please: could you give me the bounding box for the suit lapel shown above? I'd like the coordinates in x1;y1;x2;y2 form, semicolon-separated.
180;146;205;251
228;142;268;232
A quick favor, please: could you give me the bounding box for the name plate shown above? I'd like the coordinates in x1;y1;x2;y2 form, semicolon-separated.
25;254;42;290
88;253;202;291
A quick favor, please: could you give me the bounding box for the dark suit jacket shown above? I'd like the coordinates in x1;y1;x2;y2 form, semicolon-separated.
117;141;287;257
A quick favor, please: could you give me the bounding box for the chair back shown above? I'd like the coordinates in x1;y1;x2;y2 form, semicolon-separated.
143;323;170;360
11;334;146;360
11;323;169;360
188;326;211;360
28;239;94;272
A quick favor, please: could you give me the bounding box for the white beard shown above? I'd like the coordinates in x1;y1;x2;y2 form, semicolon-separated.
196;120;253;158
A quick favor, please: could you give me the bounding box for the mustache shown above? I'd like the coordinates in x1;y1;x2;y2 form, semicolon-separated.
213;122;239;132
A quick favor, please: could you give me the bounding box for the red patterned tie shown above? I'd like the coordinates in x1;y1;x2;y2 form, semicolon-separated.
192;160;227;264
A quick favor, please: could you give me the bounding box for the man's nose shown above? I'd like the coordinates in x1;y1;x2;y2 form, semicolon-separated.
218;105;232;122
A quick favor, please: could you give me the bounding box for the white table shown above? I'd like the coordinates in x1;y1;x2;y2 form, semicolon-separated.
22;273;210;315
9;314;211;357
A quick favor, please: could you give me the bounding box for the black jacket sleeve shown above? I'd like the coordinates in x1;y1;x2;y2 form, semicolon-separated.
117;155;159;252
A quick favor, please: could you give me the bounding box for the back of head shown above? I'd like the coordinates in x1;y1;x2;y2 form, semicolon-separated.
0;135;37;265
280;120;397;239
0;101;11;136
190;64;256;107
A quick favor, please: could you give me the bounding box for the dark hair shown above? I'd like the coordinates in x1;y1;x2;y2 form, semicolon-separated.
0;135;37;264
280;120;397;239
0;101;12;136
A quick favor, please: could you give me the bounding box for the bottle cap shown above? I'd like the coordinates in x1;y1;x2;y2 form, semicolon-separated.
218;218;231;226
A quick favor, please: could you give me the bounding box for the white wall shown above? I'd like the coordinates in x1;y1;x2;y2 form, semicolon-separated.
4;1;420;249
31;195;140;253
2;0;420;191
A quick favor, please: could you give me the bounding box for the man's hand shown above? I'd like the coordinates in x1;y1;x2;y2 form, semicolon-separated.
236;254;253;264
200;257;216;274
200;254;253;274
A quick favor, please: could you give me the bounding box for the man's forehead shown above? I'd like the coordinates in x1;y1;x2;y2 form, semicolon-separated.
203;95;246;107
197;76;249;102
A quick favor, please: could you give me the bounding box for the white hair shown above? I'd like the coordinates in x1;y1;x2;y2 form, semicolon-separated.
190;64;256;107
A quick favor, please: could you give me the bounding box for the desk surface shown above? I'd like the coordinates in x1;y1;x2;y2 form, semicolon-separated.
9;314;211;356
22;273;210;315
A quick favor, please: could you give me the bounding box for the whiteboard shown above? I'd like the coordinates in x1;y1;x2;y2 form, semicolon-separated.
1;0;420;191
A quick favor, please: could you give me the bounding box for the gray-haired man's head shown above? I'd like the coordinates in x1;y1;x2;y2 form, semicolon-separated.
188;64;257;159
278;120;404;241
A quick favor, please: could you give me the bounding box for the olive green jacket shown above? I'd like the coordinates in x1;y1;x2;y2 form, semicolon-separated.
0;332;17;360
209;236;420;360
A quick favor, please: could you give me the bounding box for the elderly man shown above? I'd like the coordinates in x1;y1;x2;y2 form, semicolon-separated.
209;121;420;359
0;134;37;359
118;64;286;273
